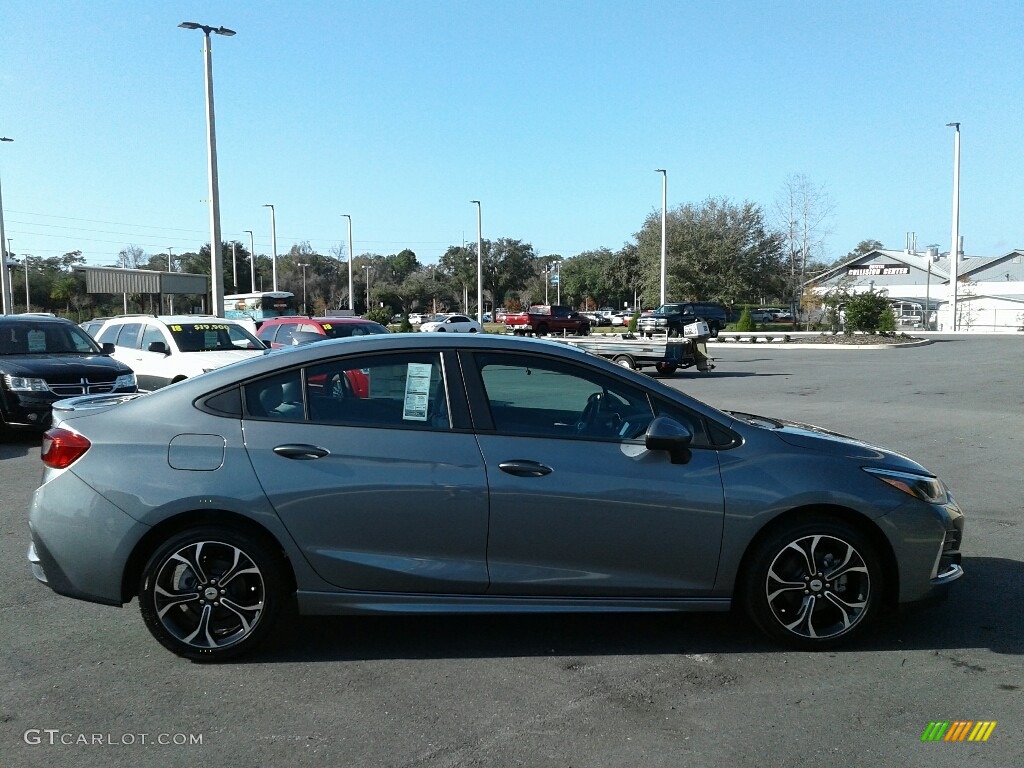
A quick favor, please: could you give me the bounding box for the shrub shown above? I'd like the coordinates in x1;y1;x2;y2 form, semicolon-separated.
365;306;392;326
627;310;640;332
734;308;757;331
844;291;892;334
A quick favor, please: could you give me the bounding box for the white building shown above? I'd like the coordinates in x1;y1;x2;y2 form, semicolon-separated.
807;247;1024;332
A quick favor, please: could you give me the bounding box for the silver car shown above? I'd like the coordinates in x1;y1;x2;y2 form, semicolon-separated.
27;334;963;661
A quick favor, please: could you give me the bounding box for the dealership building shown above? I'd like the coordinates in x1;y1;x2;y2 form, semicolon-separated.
807;245;1024;332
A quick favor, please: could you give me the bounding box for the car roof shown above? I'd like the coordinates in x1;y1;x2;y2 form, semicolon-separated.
103;314;249;325
261;316;381;326
0;314;77;326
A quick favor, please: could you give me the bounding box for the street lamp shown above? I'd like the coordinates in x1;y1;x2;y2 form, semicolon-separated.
362;264;371;313
297;262;310;314
470;200;482;323
0;136;13;315
946;122;961;331
243;230;255;292
263;204;278;291
655;169;667;305
178;21;235;318
166;246;175;313
342;214;354;311
554;261;561;305
543;266;549;304
21;254;31;312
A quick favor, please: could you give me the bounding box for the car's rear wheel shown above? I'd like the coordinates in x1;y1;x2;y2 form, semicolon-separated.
613;355;636;370
742;518;882;649
138;526;288;662
535;324;549;336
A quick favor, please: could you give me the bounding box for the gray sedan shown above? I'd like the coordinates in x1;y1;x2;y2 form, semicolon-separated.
27;334;963;661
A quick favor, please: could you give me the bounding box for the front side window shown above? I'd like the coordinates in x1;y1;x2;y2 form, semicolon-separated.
474;353;654;441
319;321;389;338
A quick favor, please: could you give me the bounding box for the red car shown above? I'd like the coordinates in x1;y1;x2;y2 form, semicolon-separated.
257;317;389;398
256;317;389;349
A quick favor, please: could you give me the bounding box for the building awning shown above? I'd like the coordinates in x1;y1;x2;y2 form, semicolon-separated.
75;266;209;295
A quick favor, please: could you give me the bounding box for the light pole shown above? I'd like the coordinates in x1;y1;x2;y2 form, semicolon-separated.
362;264;371;313
0;136;13;315
342;214;354;311
167;246;175;313
298;262;310;314
946;122;961;331
655;169;667;305
178;21;235;318
543;266;549;304
231;241;238;292
21;255;31;312
244;230;255;292
470;200;482;323
263;204;278;291
555;261;561;305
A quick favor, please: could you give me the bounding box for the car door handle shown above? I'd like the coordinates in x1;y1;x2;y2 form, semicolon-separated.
273;444;330;460
498;460;553;477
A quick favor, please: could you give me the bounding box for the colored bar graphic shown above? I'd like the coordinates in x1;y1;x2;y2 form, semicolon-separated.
921;721;996;742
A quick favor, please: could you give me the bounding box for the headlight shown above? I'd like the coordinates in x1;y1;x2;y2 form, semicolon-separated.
114;373;136;389
864;467;948;504
3;374;49;392
656;319;667;326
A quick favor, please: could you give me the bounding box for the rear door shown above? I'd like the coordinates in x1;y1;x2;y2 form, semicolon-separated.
242;349;490;593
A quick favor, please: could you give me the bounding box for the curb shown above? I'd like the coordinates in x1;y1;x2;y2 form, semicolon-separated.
709;338;935;350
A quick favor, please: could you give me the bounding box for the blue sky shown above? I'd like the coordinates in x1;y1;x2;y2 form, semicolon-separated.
2;0;1021;268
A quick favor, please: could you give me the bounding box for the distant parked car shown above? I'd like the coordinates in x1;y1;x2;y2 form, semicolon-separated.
257;317;389;348
96;315;265;391
419;314;482;333
408;313;428;325
79;317;112;339
1;314;136;433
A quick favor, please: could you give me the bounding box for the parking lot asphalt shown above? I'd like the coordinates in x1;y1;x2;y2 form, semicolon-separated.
1;335;1021;768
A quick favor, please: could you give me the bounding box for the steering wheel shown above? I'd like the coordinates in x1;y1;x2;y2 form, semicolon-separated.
578;392;621;435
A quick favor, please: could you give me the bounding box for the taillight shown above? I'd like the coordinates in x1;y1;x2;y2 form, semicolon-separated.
41;428;91;469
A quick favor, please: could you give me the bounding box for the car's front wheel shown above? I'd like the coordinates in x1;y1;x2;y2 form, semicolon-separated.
138;526;288;662
742;518;882;649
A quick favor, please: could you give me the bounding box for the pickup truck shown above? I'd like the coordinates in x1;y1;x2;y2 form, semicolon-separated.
504;305;591;336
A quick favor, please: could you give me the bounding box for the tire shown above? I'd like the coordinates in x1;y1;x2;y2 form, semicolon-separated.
138;526;289;662
535;324;549;336
654;362;678;376
437;328;446;332
613;355;636;370
742;518;882;649
469;328;478;333
576;325;591;337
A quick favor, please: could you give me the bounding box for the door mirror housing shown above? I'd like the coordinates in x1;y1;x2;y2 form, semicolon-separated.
148;341;170;355
645;416;694;464
101;342;115;355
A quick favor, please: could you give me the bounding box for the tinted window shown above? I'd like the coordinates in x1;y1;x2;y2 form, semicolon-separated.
319;321;389;338
245;369;304;421
115;323;144;350
141;325;166;351
168;322;262;352
475;353;655;441
0;322;99;355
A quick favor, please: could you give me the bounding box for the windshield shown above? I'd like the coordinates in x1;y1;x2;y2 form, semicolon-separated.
656;305;685;316
320;321;389;338
167;322;264;353
0;322;101;355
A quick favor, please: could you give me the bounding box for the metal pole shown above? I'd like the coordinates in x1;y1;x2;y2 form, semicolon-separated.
471;200;482;323
0;137;13;315
655;169;667;305
342;214;354;311
544;267;549;304
263;204;278;291
231;241;237;292
24;256;30;311
556;262;561;305
363;264;370;312
167;246;175;314
244;230;255;292
202;27;226;317
946;122;961;331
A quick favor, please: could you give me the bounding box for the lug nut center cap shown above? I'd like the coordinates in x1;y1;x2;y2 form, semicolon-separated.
204;587;219;601
809;579;824;592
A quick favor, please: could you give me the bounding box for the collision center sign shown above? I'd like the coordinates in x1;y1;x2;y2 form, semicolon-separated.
847;263;911;276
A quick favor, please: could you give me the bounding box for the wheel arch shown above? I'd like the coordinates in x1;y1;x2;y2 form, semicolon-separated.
121;509;297;603
732;505;900;608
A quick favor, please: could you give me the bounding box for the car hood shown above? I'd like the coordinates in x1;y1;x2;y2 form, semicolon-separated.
0;353;132;378
727;411;932;473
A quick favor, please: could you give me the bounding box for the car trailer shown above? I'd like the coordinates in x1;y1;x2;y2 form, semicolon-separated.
544;333;714;376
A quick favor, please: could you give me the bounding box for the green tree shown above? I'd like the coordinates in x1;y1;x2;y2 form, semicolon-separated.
480;238;537;310
635;197;785;308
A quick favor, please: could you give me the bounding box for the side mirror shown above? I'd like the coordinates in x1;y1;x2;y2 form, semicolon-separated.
645;416;694;464
101;342;115;355
148;341;170;355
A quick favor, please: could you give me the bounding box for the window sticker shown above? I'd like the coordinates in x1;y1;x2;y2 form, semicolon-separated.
402;363;432;421
27;330;46;353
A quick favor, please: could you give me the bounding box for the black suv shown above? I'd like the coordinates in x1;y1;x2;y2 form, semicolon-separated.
638;302;728;337
0;315;137;434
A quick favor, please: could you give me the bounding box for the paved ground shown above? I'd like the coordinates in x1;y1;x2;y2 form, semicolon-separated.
1;335;1021;768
